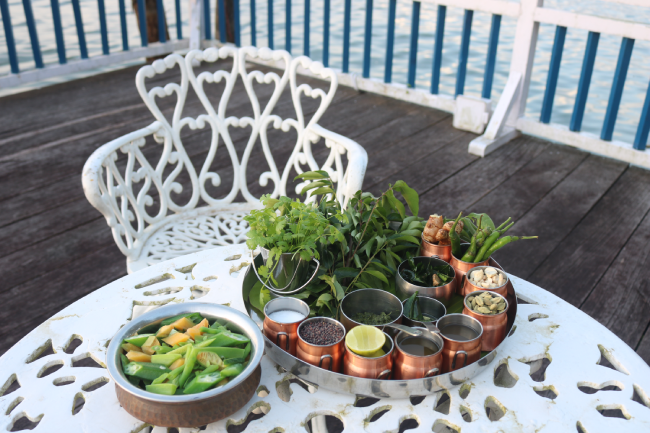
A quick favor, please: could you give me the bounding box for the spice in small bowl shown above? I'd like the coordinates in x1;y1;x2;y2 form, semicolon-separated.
351;311;393;326
469;266;506;289
299;319;345;346
466;291;506;315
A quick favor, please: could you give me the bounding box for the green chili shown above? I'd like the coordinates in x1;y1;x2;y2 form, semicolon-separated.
178;346;197;387
484;236;538;258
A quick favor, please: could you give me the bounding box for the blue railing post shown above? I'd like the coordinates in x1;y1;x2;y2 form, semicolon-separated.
50;0;67;64
175;0;182;39
455;9;473;96
540;26;567;124
323;0;329;66
22;0;44;67
304;0;310;55
635;81;650;151
136;0;148;46
0;0;20;73
250;0;256;46
234;0;240;46
268;0;274;49
218;0;226;42
155;0;166;43
482;14;501;99
204;0;211;40
407;1;421;88
98;0;110;54
285;0;291;52
430;5;446;94
343;0;351;73
601;37;635;141
118;0;129;50
71;0;89;57
384;0;396;83
362;0;373;78
570;32;599;132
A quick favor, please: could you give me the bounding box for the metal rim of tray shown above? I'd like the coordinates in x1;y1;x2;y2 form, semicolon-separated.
242;254;517;399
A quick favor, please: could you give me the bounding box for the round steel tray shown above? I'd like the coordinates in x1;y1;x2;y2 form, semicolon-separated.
242;255;516;399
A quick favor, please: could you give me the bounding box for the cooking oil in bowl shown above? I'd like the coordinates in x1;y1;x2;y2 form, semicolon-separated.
439;324;479;341
398;336;440;356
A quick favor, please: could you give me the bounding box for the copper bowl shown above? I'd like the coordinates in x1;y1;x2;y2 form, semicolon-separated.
106;302;264;427
263;297;310;356
296;317;346;372
437;313;483;373
343;331;394;379
395;257;456;307
393;328;444;380
420;234;452;262
449;243;490;296
463;290;509;352
463;266;509;298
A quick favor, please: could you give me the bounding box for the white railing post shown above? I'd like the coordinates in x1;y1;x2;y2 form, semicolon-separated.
189;0;204;53
469;0;543;156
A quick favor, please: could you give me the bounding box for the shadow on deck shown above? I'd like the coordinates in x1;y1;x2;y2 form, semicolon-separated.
1;62;649;365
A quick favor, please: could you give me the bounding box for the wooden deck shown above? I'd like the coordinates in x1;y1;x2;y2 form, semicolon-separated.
1;61;649;366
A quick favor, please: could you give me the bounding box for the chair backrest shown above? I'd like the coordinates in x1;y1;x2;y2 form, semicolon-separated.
83;47;366;260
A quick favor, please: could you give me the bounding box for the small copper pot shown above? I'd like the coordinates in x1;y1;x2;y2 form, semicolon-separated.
420;235;451;262
437;314;483;373
296;317;346;373
343;332;394;379
463;266;509;298
395;257;456;307
392;329;444;380
463;291;509;352
263;297;309;356
449;243;490;296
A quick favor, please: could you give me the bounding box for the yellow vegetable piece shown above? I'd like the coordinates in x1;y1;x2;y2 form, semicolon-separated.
121;343;142;353
163;332;190;347
171;317;194;331
185;318;210;340
126;351;151;363
345;325;386;357
156;324;175;338
169;358;185;370
141;336;160;355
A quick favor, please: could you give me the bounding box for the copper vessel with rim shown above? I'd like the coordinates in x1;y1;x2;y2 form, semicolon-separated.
437;313;483;373
395;256;456;307
343;331;394;379
463;290;509;352
296;317;346;372
263;297;309;356
419;235;452;262
392;328;444;380
462;265;509;297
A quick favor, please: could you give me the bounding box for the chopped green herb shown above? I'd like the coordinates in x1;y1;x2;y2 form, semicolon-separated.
352;311;393;325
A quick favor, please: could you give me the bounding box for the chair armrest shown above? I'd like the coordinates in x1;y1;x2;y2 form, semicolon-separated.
308;124;368;207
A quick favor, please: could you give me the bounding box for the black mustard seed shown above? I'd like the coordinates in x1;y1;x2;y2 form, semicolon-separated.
299;320;344;346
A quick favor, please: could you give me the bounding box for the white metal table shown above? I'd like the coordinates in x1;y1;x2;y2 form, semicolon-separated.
1;244;649;432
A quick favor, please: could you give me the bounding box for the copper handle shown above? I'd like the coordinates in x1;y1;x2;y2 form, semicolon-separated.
424;367;440;378
276;332;290;351
452;350;468;369
319;354;333;371
377;369;391;380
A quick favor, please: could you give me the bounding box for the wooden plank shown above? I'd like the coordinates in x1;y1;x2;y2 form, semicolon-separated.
0;218;116;293
469;144;588;226
579;208;650;350
415;135;547;219
527;166;650;308
492;155;627;280
0;244;126;356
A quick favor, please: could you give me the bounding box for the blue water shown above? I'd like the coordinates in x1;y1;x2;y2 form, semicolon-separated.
1;0;649;145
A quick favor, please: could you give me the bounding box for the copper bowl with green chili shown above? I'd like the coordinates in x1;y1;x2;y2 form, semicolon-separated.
106;302;264;427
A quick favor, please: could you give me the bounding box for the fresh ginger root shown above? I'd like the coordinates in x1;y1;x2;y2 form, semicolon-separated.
423;214;444;243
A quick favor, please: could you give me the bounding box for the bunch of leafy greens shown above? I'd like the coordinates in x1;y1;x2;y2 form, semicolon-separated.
243;194;344;286
399;258;454;287
265;170;425;317
403;291;439;322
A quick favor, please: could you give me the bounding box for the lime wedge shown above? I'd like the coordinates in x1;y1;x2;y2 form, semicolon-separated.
345;325;385;356
366;348;386;358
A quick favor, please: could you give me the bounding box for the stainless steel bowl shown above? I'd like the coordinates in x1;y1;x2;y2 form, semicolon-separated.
339;288;403;336
396;256;457;306
106;302;264;427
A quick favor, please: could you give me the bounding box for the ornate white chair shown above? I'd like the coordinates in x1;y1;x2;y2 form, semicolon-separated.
83;46;367;273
